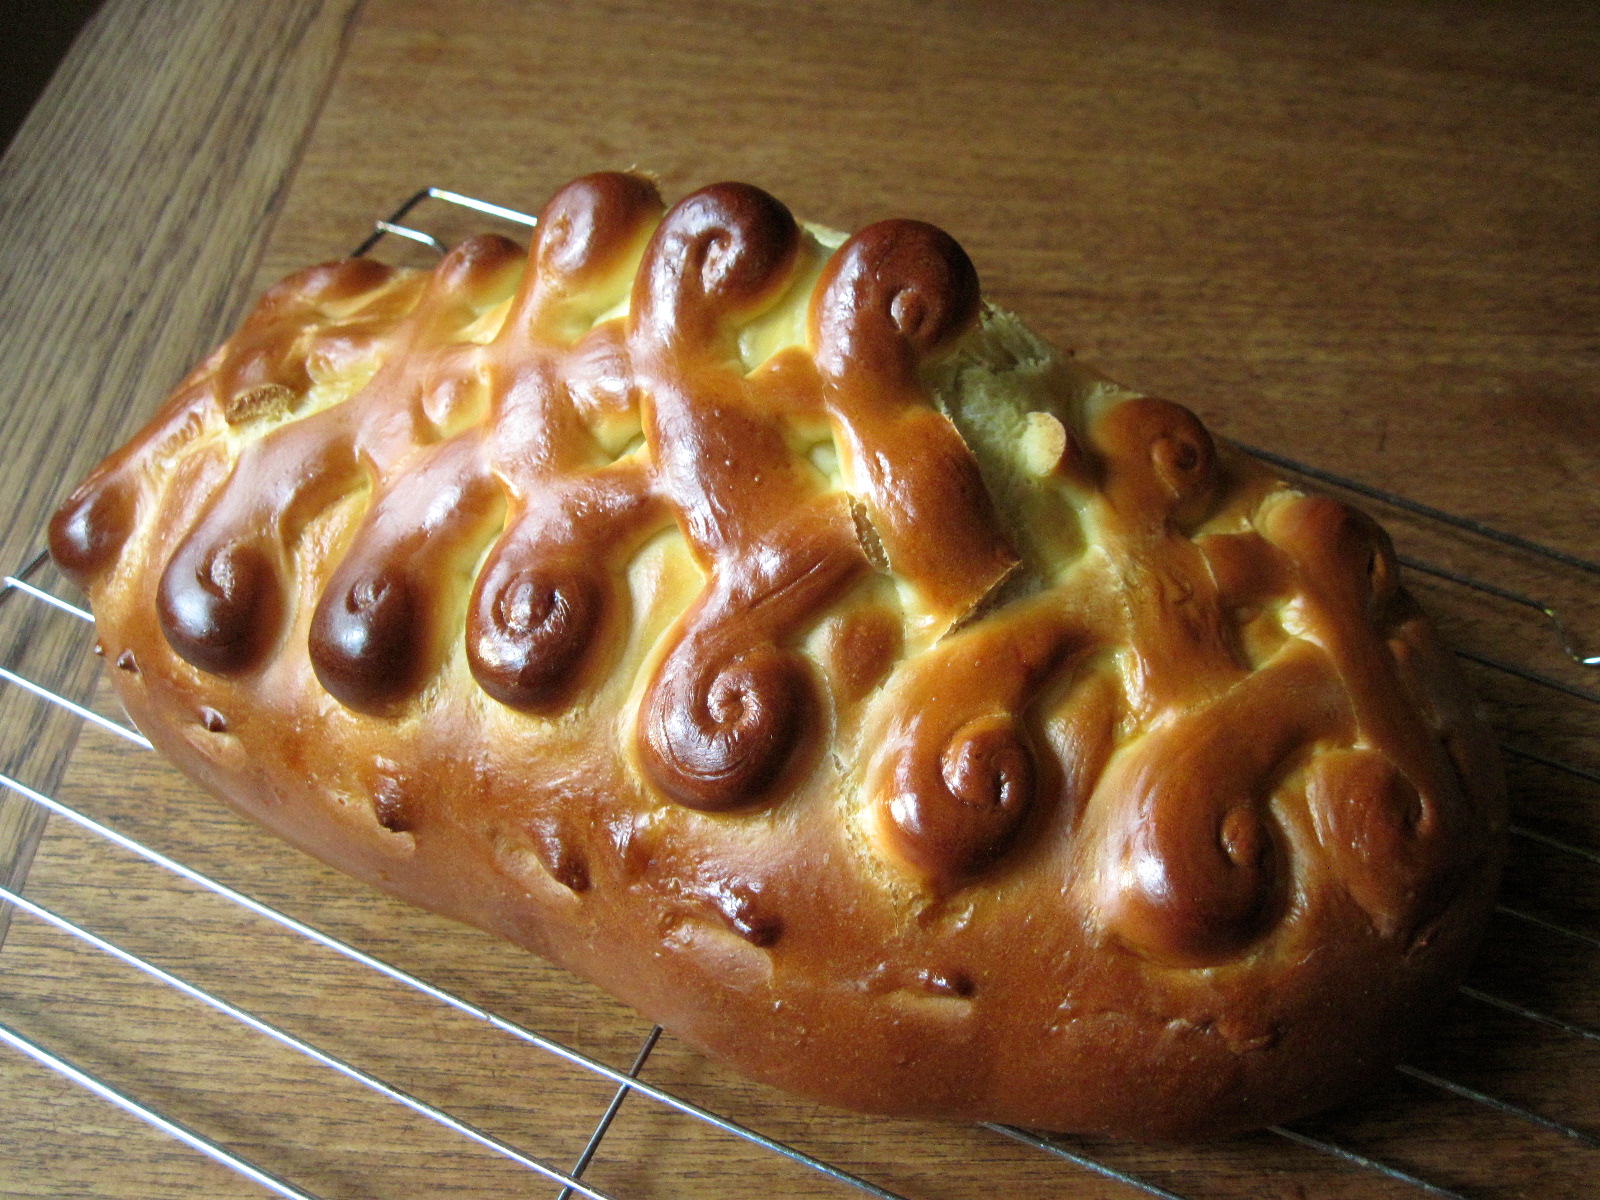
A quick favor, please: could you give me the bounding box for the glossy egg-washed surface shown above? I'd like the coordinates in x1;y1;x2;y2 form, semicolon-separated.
50;173;1506;1139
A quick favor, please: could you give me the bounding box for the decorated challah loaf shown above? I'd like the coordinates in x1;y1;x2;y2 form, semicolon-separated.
50;173;1505;1140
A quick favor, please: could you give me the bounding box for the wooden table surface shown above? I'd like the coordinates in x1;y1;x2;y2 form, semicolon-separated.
1;1;1597;1197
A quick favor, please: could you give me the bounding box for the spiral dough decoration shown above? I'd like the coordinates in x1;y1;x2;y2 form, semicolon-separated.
468;559;605;712
885;713;1036;886
642;632;814;811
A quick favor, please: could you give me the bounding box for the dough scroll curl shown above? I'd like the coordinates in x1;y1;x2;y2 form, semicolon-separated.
468;175;669;712
309;434;506;714
643;629;815;812
469;553;606;712
1089;642;1344;966
629;184;869;810
50;470;139;587
812;220;1017;630
158;416;363;675
640;506;867;811
49;258;412;593
630;181;800;355
886;711;1036;885
872;605;1090;888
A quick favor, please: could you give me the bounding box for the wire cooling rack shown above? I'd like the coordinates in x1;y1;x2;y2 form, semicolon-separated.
0;190;1595;1199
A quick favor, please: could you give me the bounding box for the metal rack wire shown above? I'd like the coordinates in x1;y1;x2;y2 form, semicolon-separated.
0;189;1595;1199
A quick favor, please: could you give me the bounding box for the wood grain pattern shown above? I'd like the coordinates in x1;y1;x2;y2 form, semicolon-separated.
0;0;363;930
0;0;362;1190
1;0;1597;1196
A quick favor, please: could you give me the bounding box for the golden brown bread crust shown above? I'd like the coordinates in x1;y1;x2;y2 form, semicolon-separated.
50;172;1507;1140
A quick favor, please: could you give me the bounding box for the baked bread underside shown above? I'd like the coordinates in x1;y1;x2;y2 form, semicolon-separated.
50;173;1505;1139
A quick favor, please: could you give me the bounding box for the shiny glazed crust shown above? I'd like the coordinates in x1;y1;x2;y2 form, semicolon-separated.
50;173;1506;1140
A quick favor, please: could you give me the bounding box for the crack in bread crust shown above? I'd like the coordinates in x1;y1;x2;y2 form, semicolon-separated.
49;172;1507;1140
